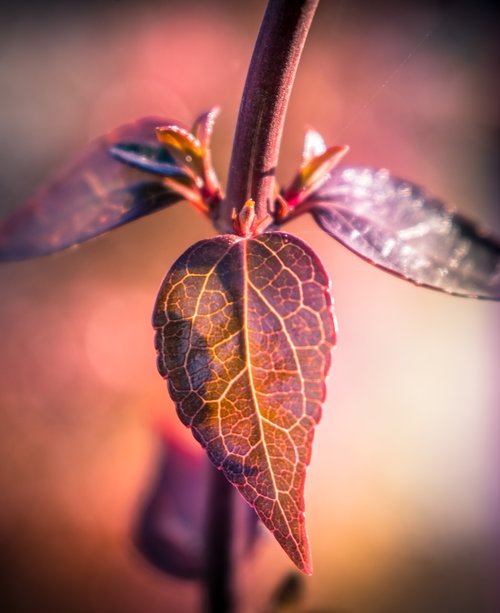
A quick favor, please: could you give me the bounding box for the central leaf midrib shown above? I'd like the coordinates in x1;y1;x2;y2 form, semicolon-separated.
241;238;283;507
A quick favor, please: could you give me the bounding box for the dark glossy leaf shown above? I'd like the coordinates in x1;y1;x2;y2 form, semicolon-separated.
0;117;183;261
113;108;223;214
109;142;185;177
153;232;335;573
134;434;259;580
269;572;304;610
309;166;500;299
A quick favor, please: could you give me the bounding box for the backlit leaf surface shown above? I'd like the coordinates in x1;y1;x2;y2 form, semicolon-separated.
309;166;500;299
0;117;182;261
153;232;335;573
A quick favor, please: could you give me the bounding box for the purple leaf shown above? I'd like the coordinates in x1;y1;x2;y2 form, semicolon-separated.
309;166;500;299
135;434;260;580
0;117;183;261
153;232;335;574
109;142;185;177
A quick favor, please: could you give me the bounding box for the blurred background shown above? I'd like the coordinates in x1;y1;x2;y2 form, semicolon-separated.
0;0;499;611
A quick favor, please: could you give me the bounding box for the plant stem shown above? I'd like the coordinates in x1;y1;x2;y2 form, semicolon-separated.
219;0;320;232
203;2;320;610
204;465;235;613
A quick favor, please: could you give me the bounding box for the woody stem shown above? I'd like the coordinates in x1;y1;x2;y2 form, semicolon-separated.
219;0;320;232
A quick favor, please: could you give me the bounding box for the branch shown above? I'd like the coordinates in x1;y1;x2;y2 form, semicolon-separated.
219;0;320;232
203;466;235;613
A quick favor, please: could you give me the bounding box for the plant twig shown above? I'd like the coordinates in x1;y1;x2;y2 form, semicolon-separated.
219;0;320;232
204;465;235;613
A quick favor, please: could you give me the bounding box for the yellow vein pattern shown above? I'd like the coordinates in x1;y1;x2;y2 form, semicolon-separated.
153;232;335;573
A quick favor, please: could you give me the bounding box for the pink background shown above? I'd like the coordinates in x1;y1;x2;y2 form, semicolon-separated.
0;1;498;611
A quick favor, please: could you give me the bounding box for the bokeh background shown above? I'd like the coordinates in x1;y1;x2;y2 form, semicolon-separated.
0;0;499;611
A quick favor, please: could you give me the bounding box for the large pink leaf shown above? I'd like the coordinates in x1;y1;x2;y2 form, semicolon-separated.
309;166;500;299
0;117;182;261
153;232;335;573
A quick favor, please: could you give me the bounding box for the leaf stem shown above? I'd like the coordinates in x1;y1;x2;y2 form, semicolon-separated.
219;0;320;232
203;465;235;613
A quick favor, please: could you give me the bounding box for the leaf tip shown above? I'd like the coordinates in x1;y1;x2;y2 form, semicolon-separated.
302;128;327;162
296;546;313;576
302;563;313;576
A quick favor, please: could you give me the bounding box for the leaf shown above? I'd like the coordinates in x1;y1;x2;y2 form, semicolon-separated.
191;107;220;152
134;432;259;580
309;166;500;299
269;572;304;610
302;128;327;163
114;108;222;214
284;145;349;207
283;128;348;208
190;107;221;197
109;142;186;177
153;231;335;574
0;117;182;261
156;125;205;177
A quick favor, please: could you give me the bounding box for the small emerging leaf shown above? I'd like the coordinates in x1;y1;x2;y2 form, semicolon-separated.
191;107;221;198
139;109;222;210
191;106;220;152
153;232;335;573
308;166;500;299
0;117;182;261
156;125;204;177
299;146;349;190
284;143;349;208
302;128;327;163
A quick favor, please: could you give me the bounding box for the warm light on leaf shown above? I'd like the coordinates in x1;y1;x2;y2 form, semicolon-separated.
308;166;500;299
155;125;204;177
284;141;349;208
0;117;182;260
153;232;335;573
